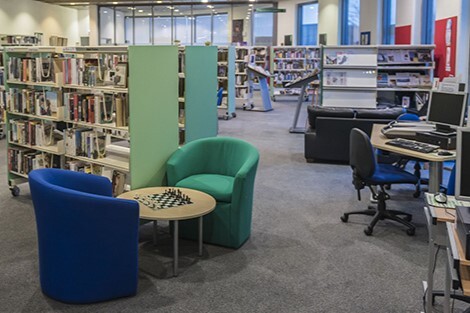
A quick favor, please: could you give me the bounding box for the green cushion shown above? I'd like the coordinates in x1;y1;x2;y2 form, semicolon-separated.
175;174;234;203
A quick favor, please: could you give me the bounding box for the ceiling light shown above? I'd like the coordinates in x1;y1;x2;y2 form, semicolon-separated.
174;9;179;12
201;0;208;2
157;0;162;3
249;4;253;7
138;9;143;13
207;5;214;9
112;1;118;4
70;2;75;5
148;13;152;16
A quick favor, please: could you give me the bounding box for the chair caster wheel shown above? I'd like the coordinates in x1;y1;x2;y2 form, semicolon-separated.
10;186;20;197
406;228;416;236
232;113;237;118
340;215;348;223
385;184;391;190
413;191;421;198
404;215;412;222
364;227;373;236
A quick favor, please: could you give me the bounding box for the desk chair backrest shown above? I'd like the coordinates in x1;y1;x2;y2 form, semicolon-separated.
217;87;224;106
350;128;376;179
397;113;420;121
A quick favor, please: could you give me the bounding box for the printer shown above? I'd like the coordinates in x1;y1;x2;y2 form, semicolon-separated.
381;121;436;139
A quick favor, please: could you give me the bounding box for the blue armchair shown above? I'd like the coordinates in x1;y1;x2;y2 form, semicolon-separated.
28;168;139;304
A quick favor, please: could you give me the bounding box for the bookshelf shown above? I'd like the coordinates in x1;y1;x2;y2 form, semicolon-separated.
321;45;378;108
0;34;41;46
376;45;435;112
270;46;321;101
4;46;65;195
217;46;236;120
235;47;249;103
0;47;5;139
4;45;218;195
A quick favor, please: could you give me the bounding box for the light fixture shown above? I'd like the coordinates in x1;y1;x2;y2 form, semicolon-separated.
138;9;143;13
174;9;179;12
112;1;118;4
207;5;214;9
201;0;208;2
157;0;163;3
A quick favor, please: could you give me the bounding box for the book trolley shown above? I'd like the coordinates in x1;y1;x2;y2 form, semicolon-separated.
5;45;217;196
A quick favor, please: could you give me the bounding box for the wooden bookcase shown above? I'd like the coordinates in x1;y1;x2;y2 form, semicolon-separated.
0;47;5;139
4;45;218;195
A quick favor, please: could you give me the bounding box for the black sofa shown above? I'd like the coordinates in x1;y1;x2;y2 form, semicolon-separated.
304;106;403;163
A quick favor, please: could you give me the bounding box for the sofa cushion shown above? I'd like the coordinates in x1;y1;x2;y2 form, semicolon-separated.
354;107;403;119
307;106;355;129
175;174;234;203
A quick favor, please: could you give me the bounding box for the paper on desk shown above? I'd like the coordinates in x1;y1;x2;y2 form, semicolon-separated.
425;192;470;208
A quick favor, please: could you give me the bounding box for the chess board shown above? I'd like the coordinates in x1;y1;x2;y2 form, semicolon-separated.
134;192;193;210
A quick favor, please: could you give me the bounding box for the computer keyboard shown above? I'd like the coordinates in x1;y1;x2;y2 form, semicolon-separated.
385;138;440;153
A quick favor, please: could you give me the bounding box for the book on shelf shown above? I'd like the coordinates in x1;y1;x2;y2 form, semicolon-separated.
377;73;389;87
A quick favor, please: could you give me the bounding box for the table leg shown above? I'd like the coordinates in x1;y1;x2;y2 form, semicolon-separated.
444;251;451;313
426;243;438;312
428;161;443;193
153;221;158;245
199;216;203;257
173;220;179;277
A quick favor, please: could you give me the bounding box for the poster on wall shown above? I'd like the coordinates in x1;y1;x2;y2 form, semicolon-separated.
434;16;457;80
232;20;244;44
360;32;371;45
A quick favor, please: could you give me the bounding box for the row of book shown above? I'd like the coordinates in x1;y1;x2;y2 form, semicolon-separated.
217;65;227;77
273;50;305;59
9;119;58;147
274;72;304;84
235;75;248;86
273;61;304;70
8;148;60;175
64;127;109;159
63;161;127;196
62;57;127;88
7;88;60;117
235;89;247;99
377;73;432;88
236;49;249;60
377;49;432;63
218;50;228;62
8;57;56;83
64;92;128;127
236;63;246;73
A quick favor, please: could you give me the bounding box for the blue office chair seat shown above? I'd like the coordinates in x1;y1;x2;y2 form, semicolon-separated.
368;164;419;185
341;128;419;236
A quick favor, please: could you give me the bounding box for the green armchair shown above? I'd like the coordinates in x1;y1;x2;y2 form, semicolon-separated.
167;137;259;249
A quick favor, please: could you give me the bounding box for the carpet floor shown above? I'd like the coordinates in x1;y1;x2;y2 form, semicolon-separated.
0;99;462;312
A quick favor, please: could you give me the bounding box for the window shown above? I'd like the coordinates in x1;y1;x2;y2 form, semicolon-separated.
213;14;229;45
115;7;133;45
99;7;115;45
253;12;274;46
341;0;360;45
153;6;172;45
195;14;212;45
421;0;435;44
382;0;396;44
298;2;319;46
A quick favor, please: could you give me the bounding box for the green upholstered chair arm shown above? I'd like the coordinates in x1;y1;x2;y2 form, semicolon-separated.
167;145;205;186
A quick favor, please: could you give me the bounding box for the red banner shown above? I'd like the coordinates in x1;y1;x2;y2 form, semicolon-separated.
434;16;457;80
395;25;411;45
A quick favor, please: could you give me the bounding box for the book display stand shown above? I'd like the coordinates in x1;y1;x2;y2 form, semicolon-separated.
244;64;273;112
285;69;321;133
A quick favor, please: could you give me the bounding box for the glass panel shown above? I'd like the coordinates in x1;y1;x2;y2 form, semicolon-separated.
347;0;360;45
153;6;172;45
173;5;192;45
195;14;212;45
116;7;134;45
213;13;229;45
299;2;319;45
253;5;274;46
99;7;114;45
134;6;152;45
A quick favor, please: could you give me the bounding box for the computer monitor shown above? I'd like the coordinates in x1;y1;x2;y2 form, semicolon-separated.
426;91;467;134
456;127;470;201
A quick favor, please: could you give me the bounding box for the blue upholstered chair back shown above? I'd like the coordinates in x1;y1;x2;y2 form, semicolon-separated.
28;168;139;304
350;128;376;179
397;113;420;121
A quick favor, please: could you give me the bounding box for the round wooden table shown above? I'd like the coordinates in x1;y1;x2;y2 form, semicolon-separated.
118;187;216;277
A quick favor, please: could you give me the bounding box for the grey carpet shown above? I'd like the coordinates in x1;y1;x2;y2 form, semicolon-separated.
0;99;463;312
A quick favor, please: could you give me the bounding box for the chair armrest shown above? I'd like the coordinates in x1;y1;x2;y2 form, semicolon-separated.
167;146;205;185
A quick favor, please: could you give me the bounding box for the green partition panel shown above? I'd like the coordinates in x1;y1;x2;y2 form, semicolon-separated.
185;46;218;143
227;46;236;115
129;46;179;188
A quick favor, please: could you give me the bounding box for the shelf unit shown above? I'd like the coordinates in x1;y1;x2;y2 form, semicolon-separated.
376;44;435;112
320;45;435;110
270;46;321;101
321;45;378;108
5;45;218;195
178;46;218;145
0;47;5;139
217;46;236;120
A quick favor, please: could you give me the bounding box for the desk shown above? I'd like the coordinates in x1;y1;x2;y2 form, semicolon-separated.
118;187;216;277
444;222;470;313
370;124;456;193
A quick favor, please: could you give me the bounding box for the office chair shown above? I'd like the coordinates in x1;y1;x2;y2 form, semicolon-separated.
216;87;224;107
341;128;419;236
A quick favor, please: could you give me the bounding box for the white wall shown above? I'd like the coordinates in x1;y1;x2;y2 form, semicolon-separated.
318;0;340;45
360;0;381;44
89;5;99;46
395;0;421;44
77;8;90;39
0;0;79;45
277;0;301;45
